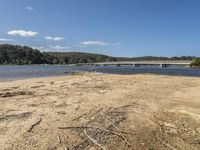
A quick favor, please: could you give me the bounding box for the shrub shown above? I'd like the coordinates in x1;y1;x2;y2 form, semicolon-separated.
190;59;200;68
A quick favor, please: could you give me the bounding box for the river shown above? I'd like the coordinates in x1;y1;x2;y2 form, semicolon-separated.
0;65;199;81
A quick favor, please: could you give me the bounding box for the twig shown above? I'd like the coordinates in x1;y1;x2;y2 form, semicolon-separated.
28;118;42;132
85;108;103;125
64;145;69;150
71;139;88;150
58;126;122;137
153;114;182;139
90;108;103;117
104;116;131;146
113;104;132;110
57;135;61;144
72;113;88;121
83;128;106;150
72;109;93;121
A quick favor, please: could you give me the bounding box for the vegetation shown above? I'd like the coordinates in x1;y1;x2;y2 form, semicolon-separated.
0;44;44;65
190;59;200;68
43;52;117;64
0;44;116;65
0;44;199;65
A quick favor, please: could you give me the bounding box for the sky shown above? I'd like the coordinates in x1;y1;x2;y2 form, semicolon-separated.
0;0;200;57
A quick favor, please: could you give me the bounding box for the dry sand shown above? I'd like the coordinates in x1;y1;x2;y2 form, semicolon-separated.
0;73;200;150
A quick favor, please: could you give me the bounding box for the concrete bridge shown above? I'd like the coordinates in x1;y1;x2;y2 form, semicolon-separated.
82;61;192;68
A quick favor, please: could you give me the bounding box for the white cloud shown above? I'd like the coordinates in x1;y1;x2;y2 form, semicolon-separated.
75;44;86;48
32;46;55;52
26;6;33;10
0;38;15;42
45;36;64;41
32;45;70;52
80;40;121;46
80;41;108;46
7;30;38;37
48;45;70;49
32;46;47;51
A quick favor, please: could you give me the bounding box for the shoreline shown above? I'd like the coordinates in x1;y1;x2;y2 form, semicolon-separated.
0;72;198;82
1;65;200;82
0;70;199;82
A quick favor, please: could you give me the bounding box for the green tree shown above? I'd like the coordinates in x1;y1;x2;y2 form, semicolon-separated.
190;59;200;68
52;59;58;64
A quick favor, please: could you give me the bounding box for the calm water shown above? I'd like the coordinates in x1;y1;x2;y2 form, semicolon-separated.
0;65;199;81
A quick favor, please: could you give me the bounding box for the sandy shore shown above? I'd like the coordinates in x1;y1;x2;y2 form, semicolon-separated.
0;73;200;150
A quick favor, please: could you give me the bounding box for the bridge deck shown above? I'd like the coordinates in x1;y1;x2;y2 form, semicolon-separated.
93;61;191;64
80;61;192;67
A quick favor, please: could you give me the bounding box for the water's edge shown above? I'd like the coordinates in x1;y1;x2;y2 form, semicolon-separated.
0;65;199;81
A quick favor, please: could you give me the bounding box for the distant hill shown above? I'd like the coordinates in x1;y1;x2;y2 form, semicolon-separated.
0;44;198;65
0;44;116;65
44;51;117;64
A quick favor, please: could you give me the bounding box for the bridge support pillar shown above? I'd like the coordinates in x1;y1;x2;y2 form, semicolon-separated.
116;64;121;67
160;64;168;68
134;64;140;67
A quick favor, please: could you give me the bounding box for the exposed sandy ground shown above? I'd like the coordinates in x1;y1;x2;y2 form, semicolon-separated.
0;73;200;150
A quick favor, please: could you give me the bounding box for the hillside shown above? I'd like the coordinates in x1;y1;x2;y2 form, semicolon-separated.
0;44;198;65
0;44;116;65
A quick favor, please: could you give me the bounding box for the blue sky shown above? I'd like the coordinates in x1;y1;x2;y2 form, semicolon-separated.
0;0;200;57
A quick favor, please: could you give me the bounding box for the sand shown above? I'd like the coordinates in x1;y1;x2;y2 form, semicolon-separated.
0;73;200;150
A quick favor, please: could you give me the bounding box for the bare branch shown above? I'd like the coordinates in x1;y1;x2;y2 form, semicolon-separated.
28;118;42;132
84;128;107;150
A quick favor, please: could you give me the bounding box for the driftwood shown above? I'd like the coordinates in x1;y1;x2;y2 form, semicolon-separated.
58;126;122;137
83;128;107;150
90;108;103;117
85;108;103;125
70;139;88;150
104;116;131;146
113;104;132;110
64;145;69;150
28;118;42;132
72;108;103;122
59;107;131;149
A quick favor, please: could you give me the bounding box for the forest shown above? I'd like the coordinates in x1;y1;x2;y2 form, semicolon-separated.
0;44;198;65
0;44;116;64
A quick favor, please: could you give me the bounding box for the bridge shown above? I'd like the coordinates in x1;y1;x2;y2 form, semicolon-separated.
81;61;192;68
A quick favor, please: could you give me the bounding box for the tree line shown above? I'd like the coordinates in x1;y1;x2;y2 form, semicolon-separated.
0;44;199;65
0;44;116;65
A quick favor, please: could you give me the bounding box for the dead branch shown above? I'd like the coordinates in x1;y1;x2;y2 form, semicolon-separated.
72;113;88;121
72;109;93;121
90;108;103;117
83;128;107;150
57;135;61;144
58;125;122;137
113;104;132;110
85;108;103;125
70;139;88;150
28;118;42;132
104;116;131;146
64;145;69;150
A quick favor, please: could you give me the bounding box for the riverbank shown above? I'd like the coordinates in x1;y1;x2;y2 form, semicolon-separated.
1;65;200;82
0;73;200;150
